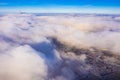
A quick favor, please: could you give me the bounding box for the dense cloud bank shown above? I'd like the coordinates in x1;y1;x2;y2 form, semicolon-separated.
0;13;120;80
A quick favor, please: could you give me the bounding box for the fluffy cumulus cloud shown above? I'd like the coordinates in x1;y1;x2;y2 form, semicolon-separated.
0;45;47;80
0;13;120;80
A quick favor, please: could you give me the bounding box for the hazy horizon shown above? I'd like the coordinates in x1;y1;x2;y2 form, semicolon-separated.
0;0;120;14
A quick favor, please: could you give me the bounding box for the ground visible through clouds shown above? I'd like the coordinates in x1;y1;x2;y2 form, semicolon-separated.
0;13;120;80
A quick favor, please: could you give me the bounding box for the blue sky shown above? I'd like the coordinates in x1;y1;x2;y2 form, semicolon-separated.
0;0;120;13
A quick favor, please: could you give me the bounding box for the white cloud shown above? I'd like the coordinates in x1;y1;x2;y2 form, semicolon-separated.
0;45;47;80
0;13;120;80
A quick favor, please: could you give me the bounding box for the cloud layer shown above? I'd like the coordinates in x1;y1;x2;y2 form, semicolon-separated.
0;13;120;80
